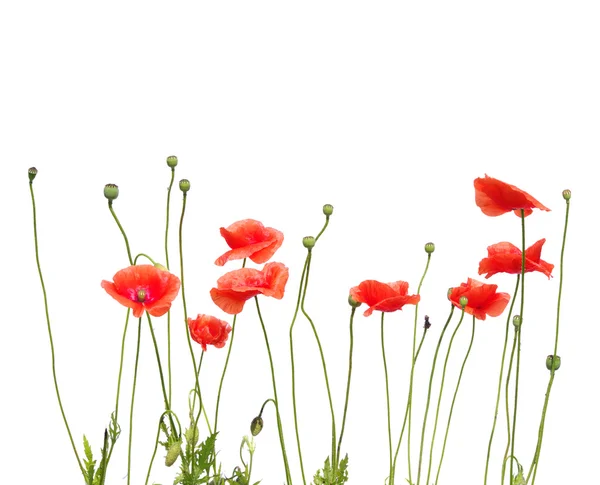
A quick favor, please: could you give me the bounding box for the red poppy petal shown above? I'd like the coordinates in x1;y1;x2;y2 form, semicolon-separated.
214;240;274;266
101;280;144;317
483;292;511;317
262;262;289;299
210;288;252;315
249;229;284;264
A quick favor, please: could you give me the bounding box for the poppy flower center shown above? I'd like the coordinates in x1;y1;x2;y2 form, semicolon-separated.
123;286;156;304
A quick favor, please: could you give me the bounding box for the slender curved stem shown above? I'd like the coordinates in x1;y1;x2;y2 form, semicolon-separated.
108;202;133;265
145;411;182;485
336;306;356;464
165;167;175;405
501;325;519;484
381;313;393;483
127;318;142;485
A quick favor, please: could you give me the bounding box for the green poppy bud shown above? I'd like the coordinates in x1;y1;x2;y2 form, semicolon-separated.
562;189;571;201
323;204;334;216
28;167;38;182
185;425;199;445
546;354;561;371
459;296;468;308
179;179;190;193
165;440;182;467
250;416;264;436
348;295;362;308
167;155;178;168
512;315;522;329
425;242;435;254
303;236;316;249
103;183;119;201
154;263;168;271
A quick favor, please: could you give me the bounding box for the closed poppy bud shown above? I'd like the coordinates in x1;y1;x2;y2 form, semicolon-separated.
425;242;435;254
546;354;561;371
562;189;571;201
303;236;316;249
165;440;182;467
104;183;119;201
28;167;38;182
167;155;178;168
179;179;190;193
424;315;431;329
459;296;468;308
250;416;264;436
185;425;199;445
348;295;362;308
154;263;168;271
323;204;334;216
513;315;522;329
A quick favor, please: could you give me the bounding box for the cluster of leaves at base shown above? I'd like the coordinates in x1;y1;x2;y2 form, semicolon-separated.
312;455;349;485
174;429;218;485
81;413;120;485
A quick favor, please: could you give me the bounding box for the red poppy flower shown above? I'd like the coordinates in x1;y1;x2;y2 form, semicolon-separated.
478;239;554;279
215;219;284;266
188;314;232;351
349;280;420;317
448;278;510;320
101;265;181;318
210;262;289;314
474;174;550;217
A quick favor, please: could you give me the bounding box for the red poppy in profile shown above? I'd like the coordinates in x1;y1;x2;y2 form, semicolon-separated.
478;239;554;279
448;278;510;320
349;280;420;317
101;265;181;318
188;314;232;351
210;262;289;315
474;174;550;217
215;219;284;266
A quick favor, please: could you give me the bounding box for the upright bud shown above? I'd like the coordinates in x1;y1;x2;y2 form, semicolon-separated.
28;167;38;182
323;204;334;216
167;155;178;168
303;236;316;249
562;189;571;201
425;242;435;254
103;183;119;201
179;179;190;193
546;354;561;371
512;315;522;329
250;416;264;436
348;295;362;308
459;296;468;308
424;315;431;329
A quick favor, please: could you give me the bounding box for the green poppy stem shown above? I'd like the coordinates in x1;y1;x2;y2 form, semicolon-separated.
164;166;175;406
145;410;182;485
127;318;142;485
501;324;519;484
381;313;393;483
108;202;133;265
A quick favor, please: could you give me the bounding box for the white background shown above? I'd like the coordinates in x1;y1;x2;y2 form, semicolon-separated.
1;2;598;484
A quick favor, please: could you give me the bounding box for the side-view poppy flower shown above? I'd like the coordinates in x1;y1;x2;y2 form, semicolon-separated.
101;264;181;318
188;314;232;351
478;239;554;279
215;219;284;266
349;280;420;317
474;174;550;217
210;262;289;315
448;278;510;320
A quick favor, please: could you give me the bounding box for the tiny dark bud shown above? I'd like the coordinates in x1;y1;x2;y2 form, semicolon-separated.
28;167;38;182
459;296;468;308
250;416;264;436
562;189;571;201
546;354;561;371
348;295;362;308
425;242;435;254
424;315;431;329
167;155;178;168
303;236;316;249
512;315;522;329
323;204;334;216
103;183;119;201
179;179;190;193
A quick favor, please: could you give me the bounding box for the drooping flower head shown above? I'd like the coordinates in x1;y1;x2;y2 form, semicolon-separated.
448;278;510;320
215;219;284;266
474;175;550;217
478;239;554;279
188;314;232;351
349;280;420;317
101;264;181;318
210;262;289;314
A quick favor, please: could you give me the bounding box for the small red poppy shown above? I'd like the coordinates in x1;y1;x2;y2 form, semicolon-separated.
478;239;554;279
474;174;550;217
188;314;232;351
215;219;284;266
101;264;181;318
210;262;289;315
448;278;510;320
349;280;420;317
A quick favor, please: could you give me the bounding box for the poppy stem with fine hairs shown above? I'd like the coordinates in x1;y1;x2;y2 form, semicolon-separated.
380;312;393;483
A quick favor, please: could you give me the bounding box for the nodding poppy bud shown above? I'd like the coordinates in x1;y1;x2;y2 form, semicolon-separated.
424;315;431;329
562;189;571;201
28;167;38;182
104;183;119;201
425;242;435;254
323;204;334;216
179;179;190;193
165;440;182;467
348;295;362;308
546;354;561;371
512;315;522;329
250;416;264;436
303;236;316;249
167;155;178;168
459;296;468;308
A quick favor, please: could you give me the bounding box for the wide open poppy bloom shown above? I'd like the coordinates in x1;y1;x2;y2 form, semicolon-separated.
188;314;232;351
474;174;550;217
210;262;289;314
448;278;510;321
101;264;181;318
349;280;420;317
478;239;554;279
215;219;284;266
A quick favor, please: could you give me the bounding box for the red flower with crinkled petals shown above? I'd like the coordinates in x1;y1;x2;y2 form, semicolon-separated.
215;219;284;266
448;278;510;320
101;264;180;318
349;280;420;317
474;174;550;217
188;314;232;351
210;262;289;315
479;239;554;279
